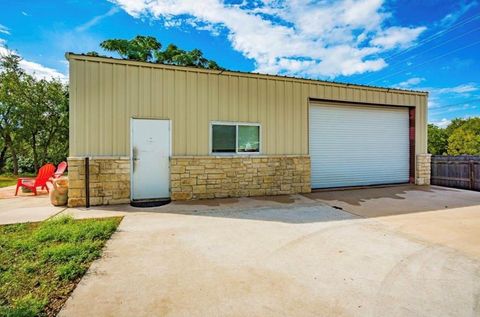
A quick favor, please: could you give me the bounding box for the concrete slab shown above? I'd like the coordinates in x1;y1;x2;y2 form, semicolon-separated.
0;185;65;224
59;203;480;317
304;185;480;217
306;185;480;259
377;206;480;259
63;193;320;222
80;193;316;213
1;183;479;316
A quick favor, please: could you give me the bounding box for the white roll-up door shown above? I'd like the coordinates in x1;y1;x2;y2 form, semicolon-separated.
309;103;410;189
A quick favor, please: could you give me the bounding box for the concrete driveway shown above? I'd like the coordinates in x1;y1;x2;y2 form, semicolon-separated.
0;185;65;224
58;185;480;317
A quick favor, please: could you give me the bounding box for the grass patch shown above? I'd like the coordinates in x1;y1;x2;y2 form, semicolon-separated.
0;175;18;188
0;174;37;188
0;216;122;316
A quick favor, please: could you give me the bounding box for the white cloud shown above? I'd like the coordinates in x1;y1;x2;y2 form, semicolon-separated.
75;7;120;32
370;26;426;49
439;1;478;27
21;11;29;16
0;24;10;35
430;118;451;128
19;59;68;82
397;77;425;88
419;84;479;108
423;80;480;123
430;103;478;116
434;83;478;95
109;0;426;78
422;83;479;112
428;98;439;108
0;46;67;82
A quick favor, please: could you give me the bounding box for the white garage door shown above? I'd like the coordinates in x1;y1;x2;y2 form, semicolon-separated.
309;103;410;189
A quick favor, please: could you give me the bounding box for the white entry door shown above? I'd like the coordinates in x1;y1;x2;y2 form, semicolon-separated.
131;119;170;200
309;103;409;189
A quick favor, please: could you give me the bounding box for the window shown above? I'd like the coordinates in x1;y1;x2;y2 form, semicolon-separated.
212;125;236;153
211;122;260;154
238;125;260;152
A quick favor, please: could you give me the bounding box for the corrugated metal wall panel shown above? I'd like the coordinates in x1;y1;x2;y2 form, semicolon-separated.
310;104;410;188
68;56;428;157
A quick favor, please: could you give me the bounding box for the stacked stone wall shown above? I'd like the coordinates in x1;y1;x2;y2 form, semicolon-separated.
67;157;130;207
416;154;432;185
170;155;311;200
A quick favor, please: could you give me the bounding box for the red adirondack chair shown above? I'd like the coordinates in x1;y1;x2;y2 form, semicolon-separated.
53;161;67;179
15;163;55;196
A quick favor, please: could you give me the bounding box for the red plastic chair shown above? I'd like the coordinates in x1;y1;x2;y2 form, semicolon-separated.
15;163;55;196
53;161;67;179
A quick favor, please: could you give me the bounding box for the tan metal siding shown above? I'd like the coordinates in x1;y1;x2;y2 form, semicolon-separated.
68;55;428;157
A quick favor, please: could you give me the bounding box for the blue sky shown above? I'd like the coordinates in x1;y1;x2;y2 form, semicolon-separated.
1;0;479;127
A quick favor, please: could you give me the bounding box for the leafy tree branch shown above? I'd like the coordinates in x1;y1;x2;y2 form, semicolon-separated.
95;35;223;70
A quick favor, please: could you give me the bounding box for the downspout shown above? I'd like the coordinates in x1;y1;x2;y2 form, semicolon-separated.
85;157;90;208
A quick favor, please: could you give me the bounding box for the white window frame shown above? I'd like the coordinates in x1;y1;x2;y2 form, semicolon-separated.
209;121;262;155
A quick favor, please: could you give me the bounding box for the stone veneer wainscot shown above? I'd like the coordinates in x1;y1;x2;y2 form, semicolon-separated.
67;154;431;206
67;157;130;207
415;154;432;185
170;155;311;200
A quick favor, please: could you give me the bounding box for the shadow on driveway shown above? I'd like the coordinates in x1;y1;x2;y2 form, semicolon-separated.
154;205;357;224
303;185;480;218
71;185;480;224
71;195;357;224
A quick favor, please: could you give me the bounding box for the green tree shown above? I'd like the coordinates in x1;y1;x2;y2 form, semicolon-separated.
427;124;448;155
447;117;480;155
155;45;221;69
100;35;161;62
85;51;102;57
0;52;25;174
19;77;68;171
97;35;223;70
445;118;467;136
0;138;7;173
154;43;182;64
0;51;69;174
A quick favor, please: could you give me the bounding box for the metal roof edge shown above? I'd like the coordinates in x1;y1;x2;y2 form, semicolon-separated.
65;52;429;96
